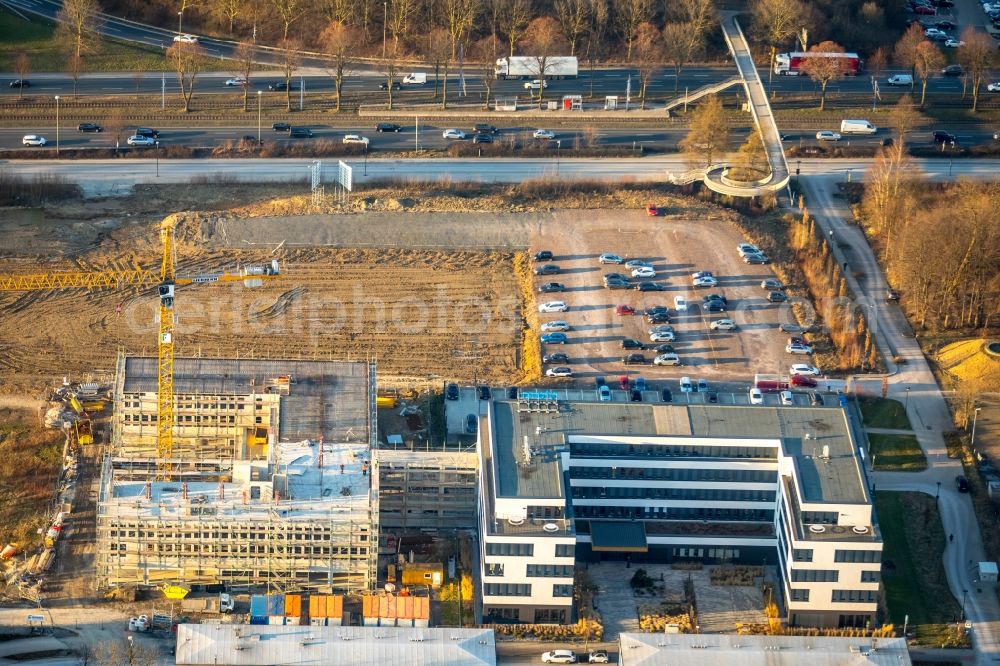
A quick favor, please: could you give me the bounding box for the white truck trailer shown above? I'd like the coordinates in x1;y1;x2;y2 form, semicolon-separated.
495;56;578;80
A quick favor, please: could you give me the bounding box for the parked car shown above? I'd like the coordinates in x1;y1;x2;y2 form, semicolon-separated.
780;323;805;333
956;475;970;492
621;338;645;350
587;650;609;663
376;122;403;132
649;331;675;343
598;385;612;401
761;278;783;290
786;343;814;355
543;352;569;364
534;250;554;261
477;385;491;400
622;353;646;365
653;353;680;366
697;378;708;392
540;320;570;332
538;301;568;313
790;364;821;376
780;390;795;406
465;414;478;434
791;374;818;388
533;129;556;140
541;332;568;344
679;377;693;393
445;383;459;400
534;264;560;275
710;318;736;331
442;128;466;140
653;344;675;353
637;282;666;292
809;393;825;406
744;252;770;264
673;296;687;312
692;276;718;287
615;304;636;316
737;243;760;256
647;313;670;324
546;366;573;377
626;259;652;269
661;388;673;402
21;135;47;146
646;203;659;216
78;122;103;132
944;38;965;48
768;291;787;303
749;387;764;404
542;651;577;664
632;266;656;278
600;253;624;264
538;282;565;293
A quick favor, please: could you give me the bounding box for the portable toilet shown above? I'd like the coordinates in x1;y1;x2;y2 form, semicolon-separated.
979;561;998;583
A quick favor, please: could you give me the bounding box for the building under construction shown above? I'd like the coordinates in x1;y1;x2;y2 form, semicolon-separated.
95;356;379;594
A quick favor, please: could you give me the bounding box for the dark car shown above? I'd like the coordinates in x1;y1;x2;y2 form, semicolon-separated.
606;280;631;290
379;81;402;90
534;250;554;261
534;264;560;275
653;344;675;353
745;252;770;264
474;123;500;134
135;127;160;138
8;79;30;88
886;288;900;301
630;389;642;402
465;413;478;434
376;122;403;132
707;391;719;404
241;135;260;145
543;352;569;364
645;305;669;315
661;388;672;402
622;353;646;365
538;282;565;293
78;122;103;133
704;300;726;312
935;18;956;28
272;122;291;132
445;383;459;400
956;475;970;492
809;393;825;406
647;313;670;324
268;81;299;91
506;386;518;399
472;133;494;144
933;130;957;144
621;338;645;350
289;127;314;138
768;291;787;303
637;282;666;292
941;64;963;76
477;385;491;400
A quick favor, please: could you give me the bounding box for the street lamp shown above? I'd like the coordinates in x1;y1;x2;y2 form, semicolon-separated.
257;90;262;148
962;589;969;621
972;406;983;450
178;10;183;35
556;139;561;174
155;140;160;177
382;2;388;59
904;386;911;412
949;140;955;177
936;481;941;500
54;95;60;155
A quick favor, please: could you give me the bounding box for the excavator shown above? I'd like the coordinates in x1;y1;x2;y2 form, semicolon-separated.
0;214;281;477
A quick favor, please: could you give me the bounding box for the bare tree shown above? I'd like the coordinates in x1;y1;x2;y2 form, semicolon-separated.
730;130;769;181
233;39;256;112
388;0;418;51
498;0;532;58
867;46;887;81
270;0;305;40
957;28;998;113
799;41;850;111
614;0;652;60
750;0;807;86
91;638;158;666
888;94;921;142
57;0;101;59
442;0;478;60
669;0;716;38
554;0;589;56
633;22;662;109
166;41;208;112
13;52;30;100
679;95;729;168
421;27;451;102
519;16;568;108
662;22;699;94
278;37;301;111
582;0;607;98
912;40;943;109
105;108;125;153
131;69;144;99
381;44;401;110
471;37;499;109
66;53;84;99
861;139;911;263
212;0;244;35
893;22;924;81
319;21;358;113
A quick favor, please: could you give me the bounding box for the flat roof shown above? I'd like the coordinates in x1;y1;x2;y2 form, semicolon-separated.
175;624;496;666
122;357;371;443
488;399;865;505
618;634;910;666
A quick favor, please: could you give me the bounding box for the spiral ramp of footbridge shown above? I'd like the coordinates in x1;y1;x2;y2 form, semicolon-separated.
668;15;791;197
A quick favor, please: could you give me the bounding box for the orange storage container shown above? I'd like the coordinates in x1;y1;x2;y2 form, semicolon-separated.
362;595;377;619
328;595;343;620
309;595;326;618
414;597;430;620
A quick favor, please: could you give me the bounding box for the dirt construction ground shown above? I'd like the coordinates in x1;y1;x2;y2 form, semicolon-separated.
530;208;794;385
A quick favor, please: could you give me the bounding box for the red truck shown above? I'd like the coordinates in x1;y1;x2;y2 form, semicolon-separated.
754;374;789;393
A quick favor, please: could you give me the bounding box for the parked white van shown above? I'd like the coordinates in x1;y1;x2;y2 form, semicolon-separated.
840;119;877;135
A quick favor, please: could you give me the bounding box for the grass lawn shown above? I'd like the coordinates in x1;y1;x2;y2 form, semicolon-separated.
860;398;913;430
869;433;927;471
0;9;226;72
875;491;967;646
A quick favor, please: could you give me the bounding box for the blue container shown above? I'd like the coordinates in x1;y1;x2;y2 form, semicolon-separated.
266;594;284;616
250;595;268;619
249;616;268;625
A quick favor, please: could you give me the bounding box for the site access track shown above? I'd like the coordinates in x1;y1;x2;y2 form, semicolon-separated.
670;15;791;198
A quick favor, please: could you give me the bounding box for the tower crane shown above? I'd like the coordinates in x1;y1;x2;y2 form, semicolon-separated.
0;214;281;476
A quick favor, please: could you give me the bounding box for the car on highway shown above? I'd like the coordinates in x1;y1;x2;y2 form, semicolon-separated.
786;343;814;355
534;264;560;275
135;127;160;138
524;79;549;90
540;332;567;344
173;34;199;43
473;123;500;134
692;275;718;288
791;374;817;388
538;301;568;313
268;81;298;91
445;383;459;400
790;364;821;376
540;320;570;332
944;38;964;48
538;281;566;291
816;130;841;141
615;304;635;316
941;64;964;76
632;266;656;278
127;135;155;146
289;127;313;138
621;338;645;350
710;318;736;331
376;122;403;132
546;366;573;377
9;79;30;88
272;122;291;132
956;475;970;492
541;650;577;664
887;74;913;86
761;278;783;290
225;76;247;86
673;295;687;312
622;353;647;365
442;128;466;140
749;387;764;404
933;130;957;144
988;82;1000;92
472;133;494;144
533;129;556;140
21;134;47;147
637;282;666;292
543;352;569;364
342;134;369;145
76;122;102;133
379;81;402;90
653;353;681;366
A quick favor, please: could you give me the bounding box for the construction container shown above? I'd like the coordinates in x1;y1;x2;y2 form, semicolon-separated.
1;543;19;560
284;594;303;625
308;595;343;626
401;563;444;588
266;595;285;625
250;594;268;624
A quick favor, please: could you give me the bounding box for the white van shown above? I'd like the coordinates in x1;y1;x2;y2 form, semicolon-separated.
886;74;913;86
840;119;877;135
402;72;427;85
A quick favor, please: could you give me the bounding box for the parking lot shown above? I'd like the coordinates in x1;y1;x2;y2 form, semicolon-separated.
530;208;799;386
